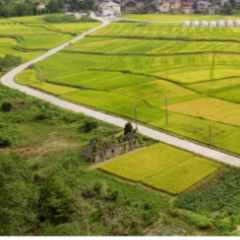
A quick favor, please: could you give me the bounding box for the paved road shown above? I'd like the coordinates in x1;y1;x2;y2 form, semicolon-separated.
1;14;240;168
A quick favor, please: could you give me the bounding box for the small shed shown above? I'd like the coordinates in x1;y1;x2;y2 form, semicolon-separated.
182;20;190;27
235;19;240;27
191;20;199;27
209;21;216;27
226;19;234;27
200;21;208;27
218;20;225;27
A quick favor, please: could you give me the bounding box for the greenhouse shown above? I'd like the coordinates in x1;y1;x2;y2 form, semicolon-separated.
200;21;208;27
218;20;225;27
182;20;190;27
226;19;234;27
191;20;200;27
209;21;216;27
235;19;240;27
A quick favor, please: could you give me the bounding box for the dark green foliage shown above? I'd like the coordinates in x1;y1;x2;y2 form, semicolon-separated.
43;14;98;23
0;134;12;147
0;54;21;68
0;153;38;235
1;101;11;112
83;119;98;132
124;122;133;134
174;171;240;215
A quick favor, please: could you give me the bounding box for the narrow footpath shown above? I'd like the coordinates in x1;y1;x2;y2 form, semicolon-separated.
1;14;240;168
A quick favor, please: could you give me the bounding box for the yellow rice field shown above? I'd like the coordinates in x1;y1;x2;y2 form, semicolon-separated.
99;143;221;194
168;97;240;127
15;70;39;85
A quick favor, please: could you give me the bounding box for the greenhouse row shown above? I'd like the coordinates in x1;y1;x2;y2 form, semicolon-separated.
182;19;240;27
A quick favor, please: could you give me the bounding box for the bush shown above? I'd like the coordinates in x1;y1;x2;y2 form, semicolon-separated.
124;122;133;134
83;119;98;132
0;134;12;147
1;101;11;112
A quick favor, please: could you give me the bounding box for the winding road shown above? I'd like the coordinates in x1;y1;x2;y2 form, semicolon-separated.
1;14;240;168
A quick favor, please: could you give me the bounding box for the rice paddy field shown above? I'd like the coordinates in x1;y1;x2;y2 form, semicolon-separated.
99;143;221;195
119;13;240;22
20;21;240;157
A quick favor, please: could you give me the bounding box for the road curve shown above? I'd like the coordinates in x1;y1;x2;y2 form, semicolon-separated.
1;14;240;168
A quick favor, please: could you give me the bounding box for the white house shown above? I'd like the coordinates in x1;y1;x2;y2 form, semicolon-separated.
99;1;121;16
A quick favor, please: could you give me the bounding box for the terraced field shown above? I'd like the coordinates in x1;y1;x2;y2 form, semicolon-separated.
99;143;221;195
7;20;240;156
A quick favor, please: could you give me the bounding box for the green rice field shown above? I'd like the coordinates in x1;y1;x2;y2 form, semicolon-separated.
3;18;240;156
99;143;221;195
119;13;240;22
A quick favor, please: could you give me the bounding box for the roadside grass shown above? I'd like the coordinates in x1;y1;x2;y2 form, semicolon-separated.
15;69;39;85
50;70;155;90
30;82;79;95
99;143;193;182
143;157;221;195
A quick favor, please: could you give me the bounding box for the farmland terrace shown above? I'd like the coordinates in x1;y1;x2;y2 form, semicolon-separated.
7;20;240;157
3;13;240;236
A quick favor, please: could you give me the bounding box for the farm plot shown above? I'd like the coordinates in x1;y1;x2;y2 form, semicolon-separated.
99;143;221;194
114;79;198;106
50;70;155;90
10;16;45;23
168;97;240;127
0;38;43;61
61;90;166;123
143;157;221;195
119;13;240;22
15;69;39;85
90;22;240;41
67;37;240;54
30;82;79;95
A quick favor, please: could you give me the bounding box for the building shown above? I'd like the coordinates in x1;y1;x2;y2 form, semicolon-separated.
196;1;215;14
153;0;170;12
181;2;195;13
99;0;121;15
37;4;46;9
170;0;181;13
124;0;137;12
215;0;229;6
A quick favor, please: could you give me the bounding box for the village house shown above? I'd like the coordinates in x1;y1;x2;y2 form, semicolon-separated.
124;0;137;12
215;0;229;6
153;0;170;13
170;0;181;13
181;2;195;13
99;0;121;15
196;1;215;14
37;4;46;9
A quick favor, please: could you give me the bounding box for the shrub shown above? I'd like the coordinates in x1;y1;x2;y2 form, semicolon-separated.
0;134;12;147
83;119;98;132
1;101;11;112
124;122;133;134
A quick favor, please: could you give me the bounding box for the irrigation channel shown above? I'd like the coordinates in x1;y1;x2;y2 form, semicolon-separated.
2;13;240;168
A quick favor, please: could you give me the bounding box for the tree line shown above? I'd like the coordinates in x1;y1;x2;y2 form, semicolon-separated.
0;0;97;18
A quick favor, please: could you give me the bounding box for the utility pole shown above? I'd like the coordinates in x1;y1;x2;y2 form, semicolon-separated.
209;125;211;145
134;106;138;131
163;96;169;124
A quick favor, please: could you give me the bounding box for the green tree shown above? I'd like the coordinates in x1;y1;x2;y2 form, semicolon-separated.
124;122;133;134
205;7;210;14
